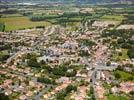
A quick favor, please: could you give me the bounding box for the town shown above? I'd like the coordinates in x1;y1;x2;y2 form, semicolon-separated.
0;0;134;100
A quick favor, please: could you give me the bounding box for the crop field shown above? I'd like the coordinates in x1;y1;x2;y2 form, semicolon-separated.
100;15;125;21
0;16;51;31
1;14;23;18
113;8;134;14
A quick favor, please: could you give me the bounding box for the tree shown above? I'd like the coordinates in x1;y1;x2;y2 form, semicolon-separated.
52;65;67;76
117;65;123;71
90;86;94;94
118;52;122;56
0;93;10;100
66;70;76;77
66;85;77;93
79;50;90;57
91;94;96;100
37;77;55;84
0;23;5;32
106;61;111;66
56;91;66;100
129;91;134;95
121;43;131;49
117;38;125;44
41;64;52;72
0;51;10;62
114;72;121;79
0;44;11;51
27;57;40;68
128;76;133;81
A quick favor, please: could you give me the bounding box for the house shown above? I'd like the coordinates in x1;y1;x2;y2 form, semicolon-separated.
95;85;106;100
56;77;70;84
111;86;120;94
124;67;133;72
117;25;134;30
119;82;134;93
61;40;78;51
96;71;101;80
19;95;27;100
80;8;94;13
102;71;113;82
92;21;117;28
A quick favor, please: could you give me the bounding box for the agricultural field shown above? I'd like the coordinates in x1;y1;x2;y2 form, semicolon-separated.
0;16;51;31
113;8;134;14
100;15;125;21
66;22;81;31
1;14;23;18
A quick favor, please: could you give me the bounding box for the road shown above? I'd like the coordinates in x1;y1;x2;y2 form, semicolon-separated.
84;42;117;100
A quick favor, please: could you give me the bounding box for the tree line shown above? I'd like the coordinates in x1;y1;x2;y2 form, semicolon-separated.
30;12;92;22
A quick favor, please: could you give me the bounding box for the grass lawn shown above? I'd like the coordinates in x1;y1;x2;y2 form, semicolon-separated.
120;49;129;60
114;70;134;81
101;15;125;21
107;94;128;100
103;82;112;89
0;16;51;31
112;49;129;61
0;50;9;56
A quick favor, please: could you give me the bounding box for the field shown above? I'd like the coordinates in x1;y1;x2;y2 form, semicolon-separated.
0;50;9;63
103;82;111;89
100;15;125;21
112;49;129;61
114;70;134;81
1;14;23;18
0;17;51;31
107;94;127;100
119;49;129;60
113;8;134;14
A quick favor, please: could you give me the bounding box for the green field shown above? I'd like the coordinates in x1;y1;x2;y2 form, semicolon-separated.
112;49;129;61
114;70;134;81
0;16;51;31
107;94;128;100
101;15;125;21
1;14;23;18
103;82;112;89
